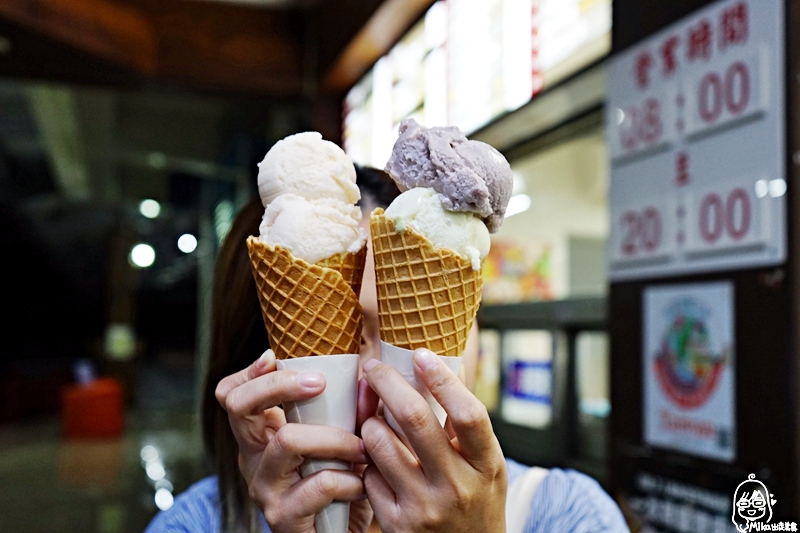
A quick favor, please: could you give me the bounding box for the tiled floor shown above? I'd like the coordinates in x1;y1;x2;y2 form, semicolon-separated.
0;361;208;533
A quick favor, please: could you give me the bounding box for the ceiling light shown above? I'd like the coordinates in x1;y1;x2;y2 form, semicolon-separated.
147;152;167;169
177;234;198;254
155;479;173;492
769;179;787;198
755;179;768;198
145;462;165;481
155;488;173;510
130;244;156;268
139;199;161;219
505;194;531;218
511;173;527;195
140;445;159;463
214;200;234;243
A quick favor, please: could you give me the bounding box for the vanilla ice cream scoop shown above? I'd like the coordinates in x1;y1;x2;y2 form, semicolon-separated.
384;118;513;233
255;131;365;264
259;194;366;265
384;188;490;270
258;132;360;207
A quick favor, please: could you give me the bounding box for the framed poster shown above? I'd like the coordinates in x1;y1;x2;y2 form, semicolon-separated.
643;281;735;461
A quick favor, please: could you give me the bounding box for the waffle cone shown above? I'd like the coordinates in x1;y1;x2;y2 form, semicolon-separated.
246;236;366;359
316;249;367;299
370;209;482;357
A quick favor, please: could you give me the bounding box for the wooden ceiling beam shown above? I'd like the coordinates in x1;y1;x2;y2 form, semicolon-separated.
0;0;306;95
0;0;158;73
322;0;435;92
316;0;384;78
139;2;305;96
0;0;411;96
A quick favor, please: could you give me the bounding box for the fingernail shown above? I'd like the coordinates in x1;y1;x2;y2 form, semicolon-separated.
362;359;380;373
256;350;274;370
296;373;324;388
413;348;438;372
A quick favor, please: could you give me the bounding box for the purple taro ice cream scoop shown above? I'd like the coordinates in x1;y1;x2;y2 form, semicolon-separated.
384;118;513;233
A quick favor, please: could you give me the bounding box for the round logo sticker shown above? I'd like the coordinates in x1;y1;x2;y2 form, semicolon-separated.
654;298;728;409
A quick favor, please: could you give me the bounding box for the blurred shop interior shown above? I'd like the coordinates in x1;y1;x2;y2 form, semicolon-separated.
0;0;661;531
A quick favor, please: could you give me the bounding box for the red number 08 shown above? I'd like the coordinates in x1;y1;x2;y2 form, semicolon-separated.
620;98;663;151
621;207;661;256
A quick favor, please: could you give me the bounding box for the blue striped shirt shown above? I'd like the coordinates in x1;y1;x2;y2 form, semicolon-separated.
146;460;629;533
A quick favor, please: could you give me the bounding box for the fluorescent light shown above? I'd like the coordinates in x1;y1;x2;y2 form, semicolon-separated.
130;244;156;268
139;199;161;219
505;194;531;218
214;200;234;243
145;462;165;481
177;234;198;254
140;445;159;463
769;179;787;198
503;0;534;110
371;57;393;168
147;152;167;169
155;488;173;510
511;173;527;195
755;179;768;198
155;479;173;492
424;2;447;49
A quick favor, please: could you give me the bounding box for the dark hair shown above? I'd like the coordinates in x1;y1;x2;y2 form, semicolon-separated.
202;198;267;533
355;165;401;213
201;167;399;532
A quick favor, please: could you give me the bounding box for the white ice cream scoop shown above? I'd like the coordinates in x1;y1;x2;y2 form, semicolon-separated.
258;194;366;265
383;187;490;270
257;131;360;208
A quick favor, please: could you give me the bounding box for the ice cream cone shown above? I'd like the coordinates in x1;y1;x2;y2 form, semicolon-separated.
369;209;482;357
246;236;366;360
317;248;367;300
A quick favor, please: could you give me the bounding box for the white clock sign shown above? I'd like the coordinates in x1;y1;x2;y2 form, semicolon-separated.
606;0;786;281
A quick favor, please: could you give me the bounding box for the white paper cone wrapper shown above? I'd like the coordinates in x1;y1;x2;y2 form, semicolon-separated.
276;353;359;533
380;342;462;438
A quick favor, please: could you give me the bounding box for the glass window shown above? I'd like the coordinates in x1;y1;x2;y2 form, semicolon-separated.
484;127;609;303
501;330;554;429
473;329;501;413
575;331;610;460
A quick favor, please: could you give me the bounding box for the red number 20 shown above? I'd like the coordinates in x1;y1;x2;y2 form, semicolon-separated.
621;207;662;256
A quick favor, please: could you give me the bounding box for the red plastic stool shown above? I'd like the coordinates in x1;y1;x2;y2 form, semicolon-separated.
62;377;124;439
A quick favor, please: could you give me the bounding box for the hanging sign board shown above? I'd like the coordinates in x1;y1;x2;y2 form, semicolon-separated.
643;282;735;461
606;0;785;281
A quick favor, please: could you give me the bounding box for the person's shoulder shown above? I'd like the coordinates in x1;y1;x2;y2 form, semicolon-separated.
503;460;629;533
530;468;629;532
505;457;530;485
144;476;222;533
